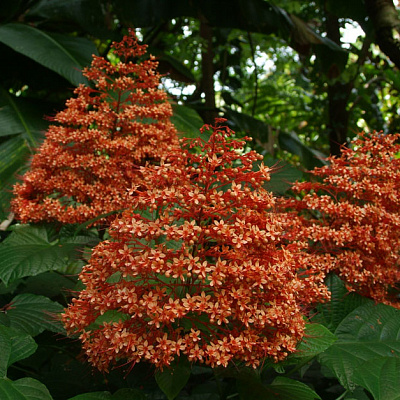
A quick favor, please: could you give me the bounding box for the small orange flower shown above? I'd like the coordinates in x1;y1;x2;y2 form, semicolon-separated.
62;120;328;371
12;30;178;225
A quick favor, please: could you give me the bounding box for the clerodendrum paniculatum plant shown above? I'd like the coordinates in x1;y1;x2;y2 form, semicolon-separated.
12;30;178;225
282;133;400;307
62;120;329;371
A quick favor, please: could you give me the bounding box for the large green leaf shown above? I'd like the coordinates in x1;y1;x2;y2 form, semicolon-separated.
291;323;337;360
278;130;327;170
171;104;206;139
0;87;49;144
236;373;320;400
155;358;192;400
0;136;30;219
318;302;400;391
0;378;53;400
313;274;371;332
262;155;304;194
225;108;271;144
0;325;37;378
352;357;400;400
268;377;321;400
0;225;98;285
0;23;97;86
26;0;112;38
6;293;64;336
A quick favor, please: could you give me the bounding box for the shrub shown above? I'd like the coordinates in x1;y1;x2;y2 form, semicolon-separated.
282;133;400;307
62;119;329;371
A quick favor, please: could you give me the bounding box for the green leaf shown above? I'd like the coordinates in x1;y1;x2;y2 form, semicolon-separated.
112;388;147;400
318;302;400;391
236;372;320;400
155;358;191;400
68;388;147;400
6;293;64;336
278;131;327;170
0;378;53;400
268;377;321;400
225;108;271;144
0;88;49;143
171;105;206;139
313;274;370;332
0;225;97;285
26;0;112;38
262;156;303;194
88;310;130;331
291;323;337;359
0;136;30;219
68;393;112;400
0;23;97;86
352;357;400;400
0;325;37;378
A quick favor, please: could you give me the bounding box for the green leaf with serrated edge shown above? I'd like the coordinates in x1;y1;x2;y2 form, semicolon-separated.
313;274;370;332
352;357;400;400
268;377;321;400
318;302;400;391
0;23;96;86
290;323;337;359
6;294;64;336
0;225;97;285
0;377;53;400
0;325;37;378
262;323;336;373
155;358;191;400
0;326;12;377
171;105;206;140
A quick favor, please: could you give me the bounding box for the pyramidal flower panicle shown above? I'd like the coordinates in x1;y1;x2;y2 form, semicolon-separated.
12;30;178;225
281;132;400;307
62;119;329;371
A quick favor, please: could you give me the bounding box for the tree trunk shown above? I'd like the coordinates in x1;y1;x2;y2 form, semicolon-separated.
365;0;400;69
325;6;351;155
199;18;218;124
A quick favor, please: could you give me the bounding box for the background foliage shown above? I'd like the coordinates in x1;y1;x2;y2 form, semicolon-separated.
1;0;400;399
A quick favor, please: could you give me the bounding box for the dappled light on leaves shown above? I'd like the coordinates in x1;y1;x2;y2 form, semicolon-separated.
12;30;178;225
62;120;329;371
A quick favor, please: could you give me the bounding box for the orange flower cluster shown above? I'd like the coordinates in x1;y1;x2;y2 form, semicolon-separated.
62;120;328;371
12;30;178;225
282;133;400;307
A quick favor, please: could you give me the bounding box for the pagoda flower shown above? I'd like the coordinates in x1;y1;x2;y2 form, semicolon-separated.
12;30;178;225
281;132;400;307
62;119;329;371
